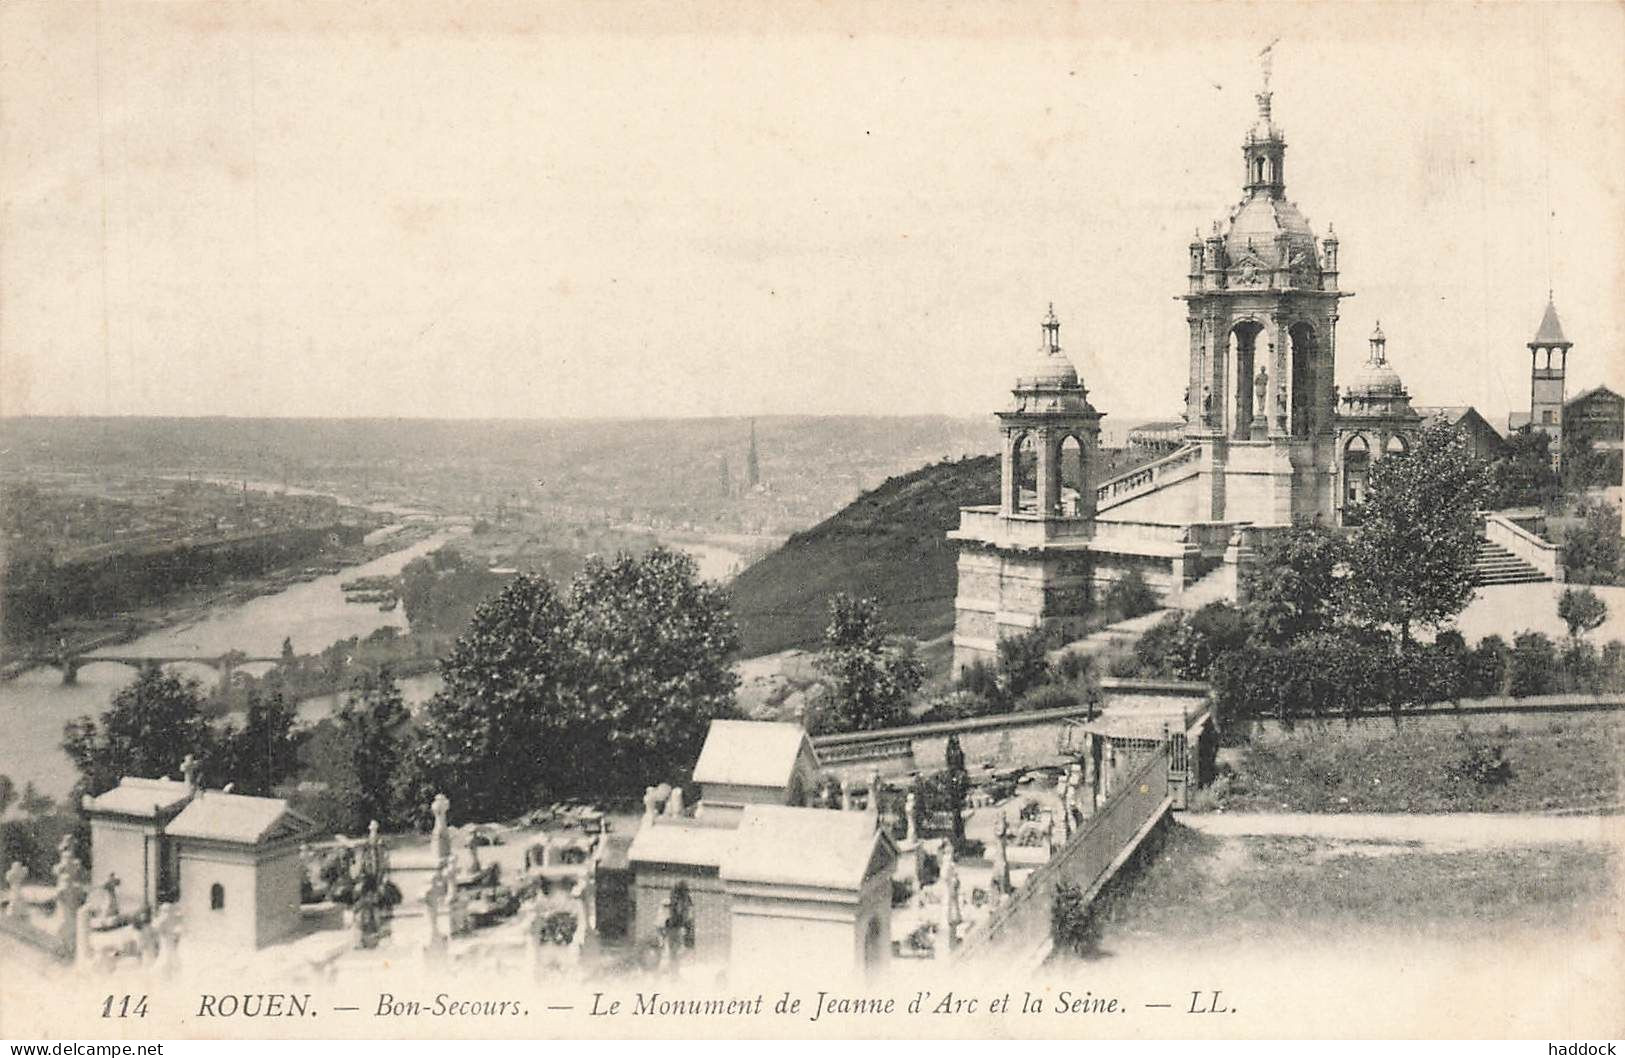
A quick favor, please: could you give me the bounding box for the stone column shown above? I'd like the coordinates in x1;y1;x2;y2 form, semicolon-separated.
1036;428;1059;518
1196;315;1209;435
1000;431;1017;516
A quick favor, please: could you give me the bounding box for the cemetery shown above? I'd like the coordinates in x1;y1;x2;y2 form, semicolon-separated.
0;712;1190;980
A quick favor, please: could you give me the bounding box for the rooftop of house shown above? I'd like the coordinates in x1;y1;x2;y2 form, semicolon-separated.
166;789;317;846
691;720;816;791
81;777;194;819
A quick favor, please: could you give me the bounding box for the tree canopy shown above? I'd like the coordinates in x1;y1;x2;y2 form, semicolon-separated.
811;593;924;734
401;546;740;822
1342;421;1490;641
63;667;220;800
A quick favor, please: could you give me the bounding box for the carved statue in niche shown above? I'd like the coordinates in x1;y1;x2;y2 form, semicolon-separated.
1254;365;1269;417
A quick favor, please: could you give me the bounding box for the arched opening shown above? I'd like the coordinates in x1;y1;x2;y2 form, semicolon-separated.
1342;436;1371;526
1229;320;1265;439
1058;434;1087;516
1385;434;1409;456
209;883;225;911
1289;322;1318;439
1011;433;1038;514
1254;157;1267;184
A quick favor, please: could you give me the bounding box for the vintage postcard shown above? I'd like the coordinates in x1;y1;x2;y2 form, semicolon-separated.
1;0;1622;1044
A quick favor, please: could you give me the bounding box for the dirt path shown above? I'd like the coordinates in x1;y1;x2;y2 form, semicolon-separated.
1181;811;1622;848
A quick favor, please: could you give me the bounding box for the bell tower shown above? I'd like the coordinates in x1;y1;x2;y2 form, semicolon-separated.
1528;293;1572;467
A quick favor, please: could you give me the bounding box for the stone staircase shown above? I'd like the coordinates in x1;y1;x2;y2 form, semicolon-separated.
1473;539;1552;586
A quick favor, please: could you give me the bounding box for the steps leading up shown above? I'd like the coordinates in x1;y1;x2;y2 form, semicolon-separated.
1473;540;1551;586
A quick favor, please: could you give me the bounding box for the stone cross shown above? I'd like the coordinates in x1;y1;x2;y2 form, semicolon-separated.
867;769;881;812
903;790;918;843
180;754;200;790
3;861;27;917
642;786;663;826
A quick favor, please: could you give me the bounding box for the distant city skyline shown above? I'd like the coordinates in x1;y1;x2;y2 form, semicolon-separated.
2;2;1621;424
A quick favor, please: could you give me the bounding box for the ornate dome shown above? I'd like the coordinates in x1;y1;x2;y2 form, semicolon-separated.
1013;305;1082;391
1008;306;1095;416
1345;322;1407;400
1223;195;1319;265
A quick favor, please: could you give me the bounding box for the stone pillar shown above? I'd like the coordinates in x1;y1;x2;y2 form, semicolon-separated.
1196;315;1209;435
1036;429;1059;518
1270;315;1289;437
1210;316;1229;435
1000;432;1017;516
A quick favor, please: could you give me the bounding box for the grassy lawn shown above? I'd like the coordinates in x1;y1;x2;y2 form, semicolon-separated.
1207;712;1625;813
1096;823;1617;948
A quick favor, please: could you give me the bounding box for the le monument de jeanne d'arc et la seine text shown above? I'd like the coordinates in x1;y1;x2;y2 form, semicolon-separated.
177;987;1238;1023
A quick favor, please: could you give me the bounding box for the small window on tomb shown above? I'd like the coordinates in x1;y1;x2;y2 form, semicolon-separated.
210;883;225;911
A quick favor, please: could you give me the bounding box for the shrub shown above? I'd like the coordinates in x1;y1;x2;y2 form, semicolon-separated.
1105;569;1160;620
1463;635;1510;697
1509;631;1561;697
1052;880;1103;958
997;628;1055;699
1443;741;1513;787
1016;684;1078;712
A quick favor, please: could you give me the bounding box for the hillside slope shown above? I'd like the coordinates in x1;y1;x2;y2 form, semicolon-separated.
730;456;998;657
728;444;1168;658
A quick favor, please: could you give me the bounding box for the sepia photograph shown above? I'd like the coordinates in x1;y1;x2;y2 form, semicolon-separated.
0;0;1622;1045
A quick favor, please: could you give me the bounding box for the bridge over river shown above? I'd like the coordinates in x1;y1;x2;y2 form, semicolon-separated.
4;652;282;685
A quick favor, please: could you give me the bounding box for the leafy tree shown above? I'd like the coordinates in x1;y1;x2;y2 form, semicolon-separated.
1342;422;1490;643
812;593;924;734
402;547;741;821
63;667;219;800
1561;500;1622;584
334;670;412;830
0;775;14;817
1242;527;1348;645
1557;587;1608;640
218;691;305;798
1487;428;1560;510
564;547;741;793
401;574;576;822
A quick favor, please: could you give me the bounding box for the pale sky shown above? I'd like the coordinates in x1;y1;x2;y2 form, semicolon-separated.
2;1;1622;424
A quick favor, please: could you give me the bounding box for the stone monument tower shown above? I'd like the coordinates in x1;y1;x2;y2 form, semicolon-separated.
1178;56;1349;525
949;307;1103;672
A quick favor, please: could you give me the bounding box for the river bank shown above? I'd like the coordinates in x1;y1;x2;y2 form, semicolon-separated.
0;521;441;677
0;526;466;803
